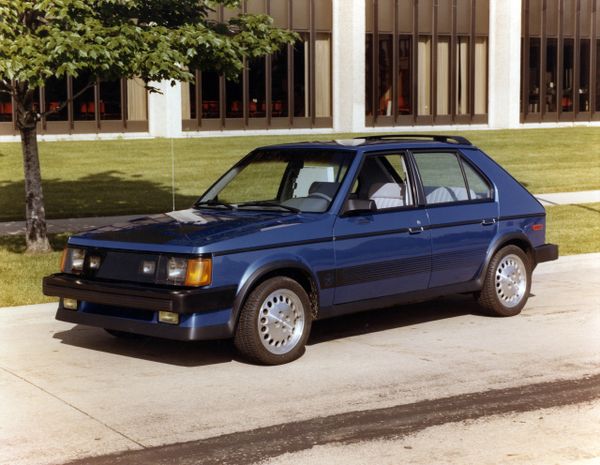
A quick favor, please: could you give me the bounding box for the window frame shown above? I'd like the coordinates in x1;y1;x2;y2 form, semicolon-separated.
337;150;421;216
408;149;495;208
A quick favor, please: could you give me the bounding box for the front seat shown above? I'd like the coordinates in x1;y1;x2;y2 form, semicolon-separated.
368;182;405;209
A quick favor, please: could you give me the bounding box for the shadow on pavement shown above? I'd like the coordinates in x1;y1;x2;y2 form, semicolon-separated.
52;294;485;366
308;294;484;345
53;326;237;367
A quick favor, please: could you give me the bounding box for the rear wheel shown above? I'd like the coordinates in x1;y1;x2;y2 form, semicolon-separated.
234;276;312;365
478;245;532;317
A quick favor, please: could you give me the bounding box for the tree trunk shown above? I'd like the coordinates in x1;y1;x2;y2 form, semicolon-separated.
19;125;51;253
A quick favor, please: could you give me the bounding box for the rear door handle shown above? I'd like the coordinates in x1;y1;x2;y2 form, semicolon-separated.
481;218;497;226
408;226;424;235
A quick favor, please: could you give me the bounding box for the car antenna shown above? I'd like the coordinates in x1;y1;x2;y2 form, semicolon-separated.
171;138;176;212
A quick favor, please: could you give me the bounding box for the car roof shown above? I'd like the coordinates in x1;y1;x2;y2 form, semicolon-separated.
257;135;475;153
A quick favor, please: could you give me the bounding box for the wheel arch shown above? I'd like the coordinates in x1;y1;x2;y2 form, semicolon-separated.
232;260;320;330
476;232;534;287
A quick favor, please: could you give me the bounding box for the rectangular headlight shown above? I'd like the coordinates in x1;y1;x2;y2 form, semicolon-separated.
61;247;86;274
165;257;212;287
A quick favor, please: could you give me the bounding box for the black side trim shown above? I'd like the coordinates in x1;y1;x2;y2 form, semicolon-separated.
334;256;430;287
499;213;546;221
534;243;559;264
319;280;481;320
55;308;233;341
43;274;236;314
431;247;487;272
213;237;332;256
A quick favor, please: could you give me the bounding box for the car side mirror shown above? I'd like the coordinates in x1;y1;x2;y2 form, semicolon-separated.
341;199;376;216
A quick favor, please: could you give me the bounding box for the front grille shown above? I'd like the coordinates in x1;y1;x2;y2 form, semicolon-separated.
81;302;154;321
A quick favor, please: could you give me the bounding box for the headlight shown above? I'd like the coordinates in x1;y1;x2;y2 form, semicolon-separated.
61;247;86;274
166;257;212;287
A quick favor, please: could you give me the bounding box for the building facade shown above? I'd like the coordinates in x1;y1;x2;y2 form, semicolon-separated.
1;0;598;140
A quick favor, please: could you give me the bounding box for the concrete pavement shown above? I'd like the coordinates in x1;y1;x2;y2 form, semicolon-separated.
1;189;599;236
0;253;599;465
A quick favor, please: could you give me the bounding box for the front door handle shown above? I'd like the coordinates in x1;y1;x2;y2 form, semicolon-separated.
481;218;497;226
408;226;424;235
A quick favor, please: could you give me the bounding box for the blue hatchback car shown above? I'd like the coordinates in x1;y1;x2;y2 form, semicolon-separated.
44;135;558;364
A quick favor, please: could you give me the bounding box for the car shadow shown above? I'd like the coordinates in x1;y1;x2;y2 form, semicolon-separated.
53;294;484;366
308;294;485;345
53;326;238;367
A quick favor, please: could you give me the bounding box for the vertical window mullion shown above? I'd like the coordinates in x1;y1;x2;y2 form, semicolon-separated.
392;0;399;121
574;0;581;114
94;79;100;130
557;0;564;119
374;0;380;125
121;78;128;129
432;1;438;119
40;86;46;131
450;0;457;119
591;0;597;117
541;0;547;118
523;0;531;119
468;0;476;118
309;0;316;126
412;0;418;124
67;76;74;132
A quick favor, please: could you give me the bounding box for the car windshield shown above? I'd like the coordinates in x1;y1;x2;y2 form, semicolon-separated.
198;149;354;213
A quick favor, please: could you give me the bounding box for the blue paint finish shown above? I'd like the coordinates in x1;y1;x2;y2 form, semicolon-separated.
48;138;557;341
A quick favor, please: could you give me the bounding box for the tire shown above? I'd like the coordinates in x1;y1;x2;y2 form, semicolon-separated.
477;245;532;317
104;328;146;339
234;276;312;365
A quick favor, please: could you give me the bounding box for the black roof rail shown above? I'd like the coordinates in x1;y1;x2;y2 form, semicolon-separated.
356;134;472;146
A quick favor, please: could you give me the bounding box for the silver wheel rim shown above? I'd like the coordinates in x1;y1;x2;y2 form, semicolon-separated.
495;254;527;308
257;288;305;355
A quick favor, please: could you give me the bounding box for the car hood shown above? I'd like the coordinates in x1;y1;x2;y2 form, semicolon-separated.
68;208;333;254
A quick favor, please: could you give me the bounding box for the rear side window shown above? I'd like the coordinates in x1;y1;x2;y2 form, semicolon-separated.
414;152;469;204
462;162;493;200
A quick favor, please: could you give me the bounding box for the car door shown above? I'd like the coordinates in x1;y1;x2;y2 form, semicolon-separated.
411;150;498;289
332;152;431;305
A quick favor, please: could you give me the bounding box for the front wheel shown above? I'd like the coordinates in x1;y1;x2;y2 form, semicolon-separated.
477;245;532;317
234;277;312;365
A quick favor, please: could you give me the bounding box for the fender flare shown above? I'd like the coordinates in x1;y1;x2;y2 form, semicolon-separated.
475;231;534;287
231;258;320;328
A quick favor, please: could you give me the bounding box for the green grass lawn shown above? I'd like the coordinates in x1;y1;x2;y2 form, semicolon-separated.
1;203;598;307
0;127;599;222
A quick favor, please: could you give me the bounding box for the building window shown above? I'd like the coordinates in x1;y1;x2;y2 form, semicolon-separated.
521;0;600;122
0;75;148;136
182;0;333;131
366;0;489;126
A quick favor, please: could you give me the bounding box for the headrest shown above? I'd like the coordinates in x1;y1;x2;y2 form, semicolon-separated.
309;181;339;197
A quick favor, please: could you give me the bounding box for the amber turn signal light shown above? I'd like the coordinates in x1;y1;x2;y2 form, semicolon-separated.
184;258;212;287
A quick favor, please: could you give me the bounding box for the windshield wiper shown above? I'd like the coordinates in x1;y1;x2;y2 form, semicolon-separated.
238;201;301;213
195;199;235;210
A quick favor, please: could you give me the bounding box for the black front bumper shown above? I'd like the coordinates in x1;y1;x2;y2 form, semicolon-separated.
43;274;236;314
43;274;237;341
534;243;559;264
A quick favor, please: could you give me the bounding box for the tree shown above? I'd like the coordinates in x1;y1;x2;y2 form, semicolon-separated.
0;0;296;253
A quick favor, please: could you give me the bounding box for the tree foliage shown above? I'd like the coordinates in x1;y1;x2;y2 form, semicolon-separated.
0;0;296;252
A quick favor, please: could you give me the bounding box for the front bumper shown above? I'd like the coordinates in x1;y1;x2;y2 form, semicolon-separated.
43;274;237;341
534;243;559;264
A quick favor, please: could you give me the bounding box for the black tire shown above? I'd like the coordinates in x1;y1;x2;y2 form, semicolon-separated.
234;276;312;365
104;328;146;339
477;245;532;317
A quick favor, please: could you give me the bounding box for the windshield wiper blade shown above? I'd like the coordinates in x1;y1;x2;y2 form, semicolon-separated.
195;199;235;210
238;201;300;213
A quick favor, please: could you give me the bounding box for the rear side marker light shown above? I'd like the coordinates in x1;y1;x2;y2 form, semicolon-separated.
532;224;544;231
158;311;179;325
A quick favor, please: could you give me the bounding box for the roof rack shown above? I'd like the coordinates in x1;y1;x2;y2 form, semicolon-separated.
356;134;472;146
